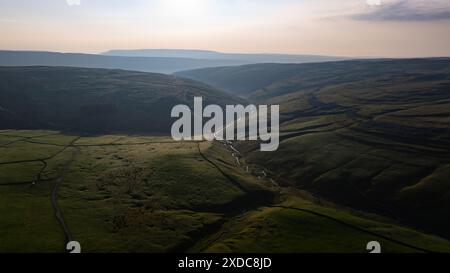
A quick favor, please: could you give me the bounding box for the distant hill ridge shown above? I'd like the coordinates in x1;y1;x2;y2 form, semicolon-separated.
0;50;347;75
102;48;347;63
0;50;247;74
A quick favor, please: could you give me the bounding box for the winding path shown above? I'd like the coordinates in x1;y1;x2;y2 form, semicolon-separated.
271;205;434;253
0;133;191;250
51;147;79;244
205;140;436;253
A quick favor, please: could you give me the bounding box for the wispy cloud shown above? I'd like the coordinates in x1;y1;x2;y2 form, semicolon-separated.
66;0;81;6
353;0;450;21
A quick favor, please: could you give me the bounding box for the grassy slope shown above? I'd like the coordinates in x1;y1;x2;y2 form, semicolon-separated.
198;59;450;238
0;130;272;252
2;130;449;253
0;66;243;134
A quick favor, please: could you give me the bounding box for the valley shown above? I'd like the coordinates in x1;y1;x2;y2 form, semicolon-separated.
1;59;449;253
1;130;450;253
2;0;450;259
178;58;450;239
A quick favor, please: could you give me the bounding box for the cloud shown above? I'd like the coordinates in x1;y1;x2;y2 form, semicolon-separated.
66;0;81;6
353;0;450;21
366;0;382;6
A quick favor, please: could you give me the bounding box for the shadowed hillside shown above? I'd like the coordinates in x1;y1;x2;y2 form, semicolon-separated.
0;66;243;134
179;58;450;238
177;59;450;97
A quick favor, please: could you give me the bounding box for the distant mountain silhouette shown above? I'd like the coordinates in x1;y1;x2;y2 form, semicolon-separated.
103;49;224;59
0;50;347;75
102;49;348;64
0;51;249;74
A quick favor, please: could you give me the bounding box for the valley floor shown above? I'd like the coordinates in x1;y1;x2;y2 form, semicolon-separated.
0;130;449;253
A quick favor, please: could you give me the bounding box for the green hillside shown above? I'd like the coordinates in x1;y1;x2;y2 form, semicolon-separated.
179;59;450;238
1;62;450;252
1;130;449;253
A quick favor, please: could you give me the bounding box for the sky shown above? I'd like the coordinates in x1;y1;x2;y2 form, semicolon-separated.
0;0;449;57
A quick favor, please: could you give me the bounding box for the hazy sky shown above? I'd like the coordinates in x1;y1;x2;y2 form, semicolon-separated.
1;0;449;57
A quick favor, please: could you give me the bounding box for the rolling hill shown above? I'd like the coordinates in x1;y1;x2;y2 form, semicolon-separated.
1;62;450;252
177;58;450;97
178;58;450;238
0;66;243;134
176;63;309;95
0;50;347;75
0;51;250;74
